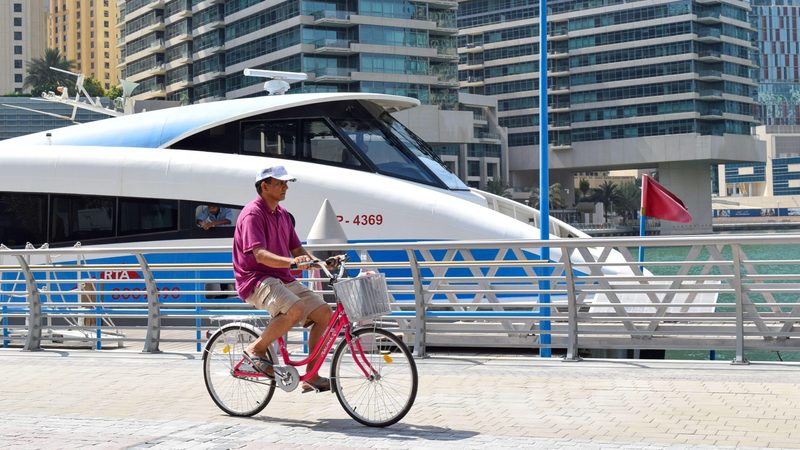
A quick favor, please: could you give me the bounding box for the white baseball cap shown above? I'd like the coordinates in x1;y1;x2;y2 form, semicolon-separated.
255;165;296;184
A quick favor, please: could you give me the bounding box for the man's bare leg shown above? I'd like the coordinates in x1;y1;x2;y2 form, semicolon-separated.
245;303;304;358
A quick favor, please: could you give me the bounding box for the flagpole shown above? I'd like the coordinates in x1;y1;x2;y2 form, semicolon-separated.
639;176;647;264
538;0;551;358
639;208;646;263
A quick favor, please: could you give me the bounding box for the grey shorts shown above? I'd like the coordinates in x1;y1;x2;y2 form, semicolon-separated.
245;278;326;325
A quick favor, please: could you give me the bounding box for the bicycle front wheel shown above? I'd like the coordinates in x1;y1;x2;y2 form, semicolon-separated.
331;327;418;427
203;324;275;417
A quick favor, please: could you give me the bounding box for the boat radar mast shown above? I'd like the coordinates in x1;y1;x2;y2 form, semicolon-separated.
243;68;308;95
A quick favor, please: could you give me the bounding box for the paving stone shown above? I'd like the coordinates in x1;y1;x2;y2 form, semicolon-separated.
1;349;799;449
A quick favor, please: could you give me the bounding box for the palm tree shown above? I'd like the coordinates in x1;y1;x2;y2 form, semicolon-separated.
83;76;105;97
24;48;75;96
484;178;511;197
578;178;591;201
590;180;621;223
613;181;641;224
530;183;567;209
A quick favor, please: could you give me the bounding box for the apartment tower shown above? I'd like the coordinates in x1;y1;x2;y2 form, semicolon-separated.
457;0;764;232
48;0;121;90
1;1;47;95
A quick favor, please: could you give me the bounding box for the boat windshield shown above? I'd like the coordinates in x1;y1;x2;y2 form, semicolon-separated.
330;112;469;191
169;99;469;191
379;113;469;191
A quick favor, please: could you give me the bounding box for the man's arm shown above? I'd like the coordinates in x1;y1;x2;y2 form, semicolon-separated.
253;246;310;268
290;246;317;263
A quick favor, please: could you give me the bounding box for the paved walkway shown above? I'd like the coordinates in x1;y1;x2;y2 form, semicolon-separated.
1;348;799;449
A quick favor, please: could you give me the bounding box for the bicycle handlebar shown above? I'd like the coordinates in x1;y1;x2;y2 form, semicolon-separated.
290;254;349;279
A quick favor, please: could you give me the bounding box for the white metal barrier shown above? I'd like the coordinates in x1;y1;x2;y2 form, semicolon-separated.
1;235;799;363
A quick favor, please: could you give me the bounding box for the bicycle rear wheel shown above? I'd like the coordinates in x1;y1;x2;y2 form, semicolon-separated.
331;327;418;427
203;323;275;417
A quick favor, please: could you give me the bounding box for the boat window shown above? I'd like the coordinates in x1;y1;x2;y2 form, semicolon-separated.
332;118;437;185
190;202;239;238
119;198;179;236
241;120;297;158
302;119;363;168
0;193;47;248
380;114;470;191
50;195;116;243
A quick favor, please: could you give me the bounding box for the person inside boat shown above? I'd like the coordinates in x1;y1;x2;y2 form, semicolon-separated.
196;204;234;230
232;165;333;393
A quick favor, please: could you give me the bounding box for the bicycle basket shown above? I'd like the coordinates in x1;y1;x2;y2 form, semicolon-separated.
333;272;391;322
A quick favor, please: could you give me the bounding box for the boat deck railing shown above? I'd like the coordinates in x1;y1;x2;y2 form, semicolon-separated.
2;234;800;362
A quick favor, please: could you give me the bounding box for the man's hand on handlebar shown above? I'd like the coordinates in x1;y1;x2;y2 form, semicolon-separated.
326;254;348;270
289;254;313;269
289;254;347;271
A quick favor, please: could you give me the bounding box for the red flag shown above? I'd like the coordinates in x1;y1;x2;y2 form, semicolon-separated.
641;175;691;223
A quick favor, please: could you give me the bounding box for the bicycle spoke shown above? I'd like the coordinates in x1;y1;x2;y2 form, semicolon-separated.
203;325;275;417
331;328;417;427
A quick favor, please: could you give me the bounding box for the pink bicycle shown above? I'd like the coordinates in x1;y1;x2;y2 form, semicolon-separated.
202;255;418;427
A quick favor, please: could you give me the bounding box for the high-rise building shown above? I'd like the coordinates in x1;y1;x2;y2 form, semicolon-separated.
457;0;764;232
0;1;47;95
48;0;121;90
116;0;504;189
715;2;800;200
751;0;800;126
118;0;460;106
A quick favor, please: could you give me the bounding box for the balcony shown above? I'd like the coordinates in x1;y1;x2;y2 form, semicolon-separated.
132;84;166;101
697;50;722;61
547;26;569;41
165;55;192;70
432;46;458;61
698;89;724;99
548;85;570;95
696;28;722;42
312;67;353;82
699;108;724;119
546;49;569;59
459;76;483;87
697;69;723;81
191;0;223;14
313;39;354;54
166;78;192;91
461;42;484;53
192;21;223;38
476;131;501;143
547;66;570;77
312;10;356;26
696;10;721;24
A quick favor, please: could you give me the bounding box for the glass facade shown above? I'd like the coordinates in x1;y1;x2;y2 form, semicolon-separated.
121;0;459;108
752;0;800;125
457;0;758;150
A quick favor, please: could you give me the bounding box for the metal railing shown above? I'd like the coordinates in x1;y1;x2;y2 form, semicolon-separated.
2;234;800;363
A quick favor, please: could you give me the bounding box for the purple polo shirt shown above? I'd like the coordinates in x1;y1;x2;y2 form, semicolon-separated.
233;197;301;300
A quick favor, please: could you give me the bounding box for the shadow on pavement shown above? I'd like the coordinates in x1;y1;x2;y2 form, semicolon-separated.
250;416;479;441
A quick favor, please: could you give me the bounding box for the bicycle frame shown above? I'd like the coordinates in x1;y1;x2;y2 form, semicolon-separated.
231;306;378;383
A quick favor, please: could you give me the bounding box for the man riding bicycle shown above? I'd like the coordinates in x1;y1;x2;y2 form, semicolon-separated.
232;165;333;393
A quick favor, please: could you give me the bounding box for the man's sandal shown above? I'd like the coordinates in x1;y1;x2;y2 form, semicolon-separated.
301;377;331;394
242;351;275;379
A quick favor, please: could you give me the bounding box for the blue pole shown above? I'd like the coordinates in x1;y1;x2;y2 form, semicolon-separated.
638;210;647;263
2;305;7;348
538;0;551;358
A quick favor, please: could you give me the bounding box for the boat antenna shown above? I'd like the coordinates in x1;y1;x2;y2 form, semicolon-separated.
243;68;307;95
46;66;119;119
